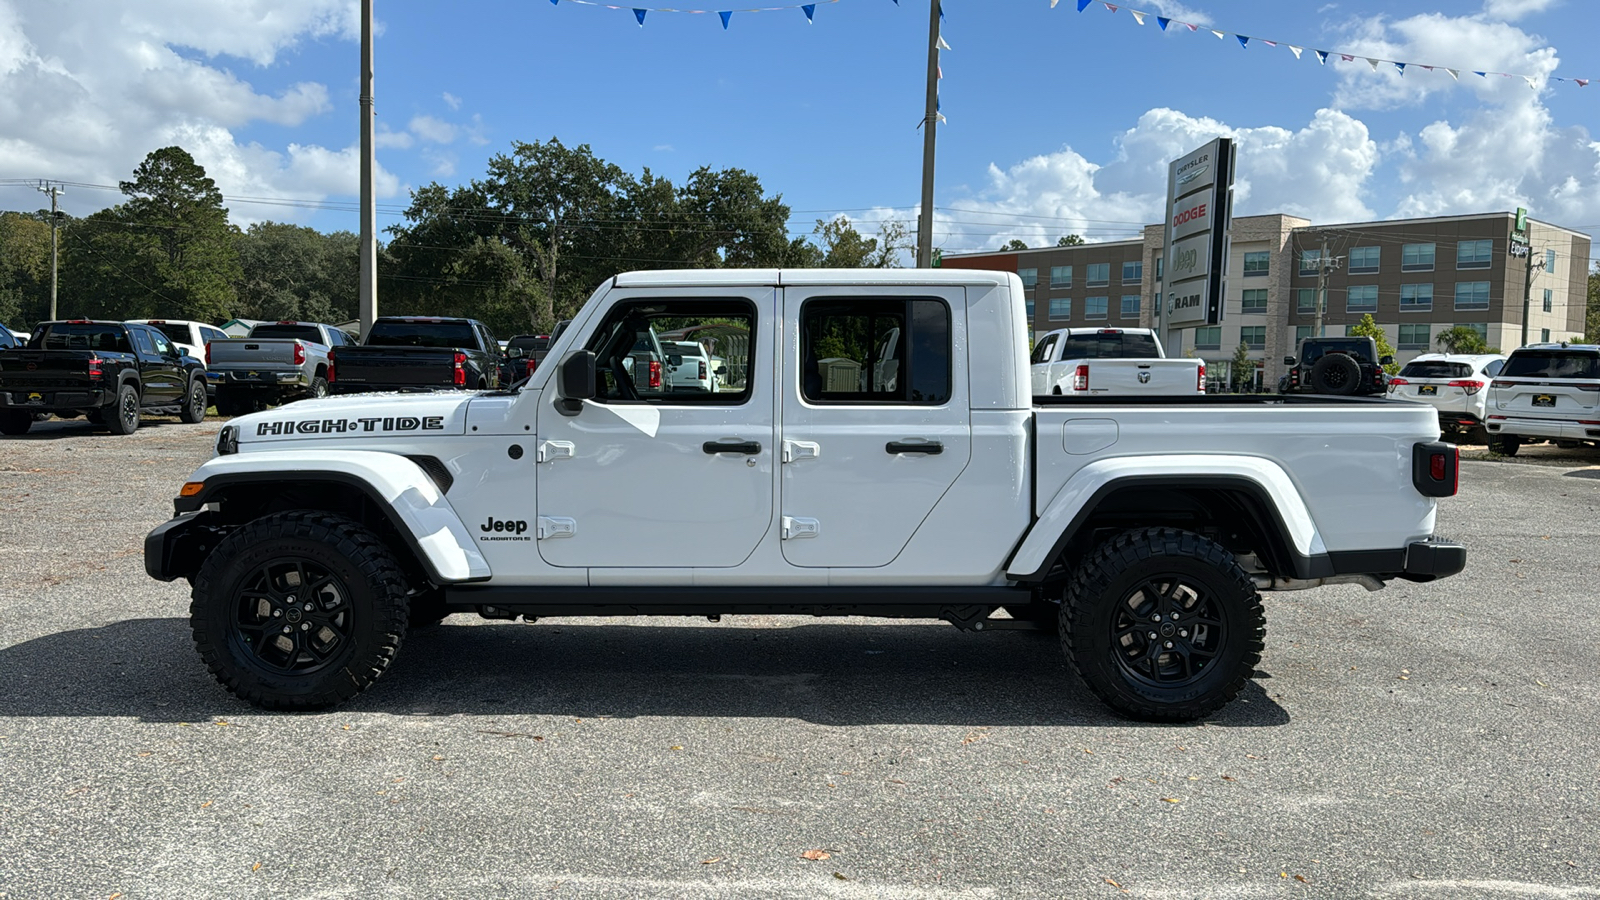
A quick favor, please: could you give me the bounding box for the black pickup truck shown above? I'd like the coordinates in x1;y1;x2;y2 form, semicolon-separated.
330;316;501;394
0;320;209;435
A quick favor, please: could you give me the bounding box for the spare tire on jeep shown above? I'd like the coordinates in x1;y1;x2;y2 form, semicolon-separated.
1309;353;1361;395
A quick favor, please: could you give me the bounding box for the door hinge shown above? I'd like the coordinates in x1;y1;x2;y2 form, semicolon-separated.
537;516;577;540
781;440;821;463
781;516;820;540
537;440;575;463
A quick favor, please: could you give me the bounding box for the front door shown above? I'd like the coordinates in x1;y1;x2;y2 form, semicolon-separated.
535;291;774;568
134;328;184;402
779;287;971;568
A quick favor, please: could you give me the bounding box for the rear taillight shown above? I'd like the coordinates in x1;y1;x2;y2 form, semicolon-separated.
1072;364;1088;392
648;360;662;389
699;360;707;380
1413;442;1459;497
86;357;102;378
453;351;467;387
327;348;336;383
1389;377;1409;386
1197;363;1205;393
525;359;537;376
1490;379;1509;389
292;341;306;366
1488;415;1506;420
1448;379;1484;395
204;341;212;366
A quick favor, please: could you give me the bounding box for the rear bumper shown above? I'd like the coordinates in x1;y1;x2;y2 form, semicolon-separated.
1400;537;1467;582
1309;537;1467;583
210;368;307;387
1485;416;1599;441
0;388;115;410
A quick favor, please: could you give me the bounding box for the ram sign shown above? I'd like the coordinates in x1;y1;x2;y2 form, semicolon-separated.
1163;138;1235;328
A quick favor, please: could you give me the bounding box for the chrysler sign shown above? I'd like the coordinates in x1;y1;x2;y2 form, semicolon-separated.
1163;138;1235;329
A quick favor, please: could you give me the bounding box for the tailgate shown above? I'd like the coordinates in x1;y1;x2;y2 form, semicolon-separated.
334;347;456;387
0;351;104;390
209;339;302;367
1083;359;1202;395
1491;380;1600;415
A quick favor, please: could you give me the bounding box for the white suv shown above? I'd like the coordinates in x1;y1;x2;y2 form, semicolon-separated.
1387;353;1506;436
1485;344;1600;455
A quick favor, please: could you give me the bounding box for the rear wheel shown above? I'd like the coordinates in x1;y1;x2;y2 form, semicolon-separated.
307;376;329;400
103;384;140;435
215;390;247;417
0;410;32;435
189;511;409;710
1556;440;1583;450
1063;528;1264;722
1488;434;1521;456
179;377;208;423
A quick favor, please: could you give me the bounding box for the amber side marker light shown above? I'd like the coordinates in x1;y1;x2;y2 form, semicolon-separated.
179;482;205;497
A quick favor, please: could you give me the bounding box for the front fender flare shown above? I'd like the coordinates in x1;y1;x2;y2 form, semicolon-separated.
166;450;491;584
1006;455;1324;582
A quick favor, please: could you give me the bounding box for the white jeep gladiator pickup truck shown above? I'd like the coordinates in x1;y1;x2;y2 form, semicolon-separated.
1030;327;1205;396
146;269;1465;721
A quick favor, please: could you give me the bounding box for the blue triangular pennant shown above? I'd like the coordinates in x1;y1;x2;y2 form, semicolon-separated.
719;10;731;28
1236;34;1249;48
1474;71;1487;77
549;0;558;4
1157;16;1170;31
1394;61;1405;75
1077;0;1093;10
634;8;646;25
1314;49;1328;65
802;3;814;21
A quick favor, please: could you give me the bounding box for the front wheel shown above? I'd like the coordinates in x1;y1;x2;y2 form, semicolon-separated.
1063;528;1264;722
0;410;32;435
189;511;410;710
179;377;208;423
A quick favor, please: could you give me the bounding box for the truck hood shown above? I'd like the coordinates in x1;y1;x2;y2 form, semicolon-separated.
230;391;475;445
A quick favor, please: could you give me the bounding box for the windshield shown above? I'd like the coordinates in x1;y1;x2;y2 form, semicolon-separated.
1059;332;1160;359
1502;350;1600;379
249;324;326;343
1399;361;1470;379
147;323;192;344
1301;339;1372;362
366;321;477;349
36;324;132;353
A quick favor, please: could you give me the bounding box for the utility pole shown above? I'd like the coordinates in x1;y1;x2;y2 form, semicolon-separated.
915;0;941;268
1520;248;1547;348
1311;233;1341;339
358;0;378;337
37;182;63;320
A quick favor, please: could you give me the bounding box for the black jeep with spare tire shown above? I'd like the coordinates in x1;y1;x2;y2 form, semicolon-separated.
1281;336;1393;397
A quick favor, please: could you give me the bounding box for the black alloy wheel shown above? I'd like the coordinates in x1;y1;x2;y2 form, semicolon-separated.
1309;354;1361;395
180;377;208;423
1063;527;1264;722
104;384;140;435
230;559;355;677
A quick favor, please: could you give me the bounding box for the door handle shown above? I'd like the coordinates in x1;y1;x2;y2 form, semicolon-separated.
886;440;943;455
703;440;761;455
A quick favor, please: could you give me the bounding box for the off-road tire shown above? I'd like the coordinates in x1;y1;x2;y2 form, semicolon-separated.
179;376;208;423
0;410;32;435
1309;354;1361;395
1488;434;1521;456
103;383;140;435
1062;527;1265;722
190;511;410;710
307;376;329;400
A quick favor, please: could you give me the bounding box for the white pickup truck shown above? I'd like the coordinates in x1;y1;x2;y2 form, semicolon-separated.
1030;327;1204;396
146;269;1465;721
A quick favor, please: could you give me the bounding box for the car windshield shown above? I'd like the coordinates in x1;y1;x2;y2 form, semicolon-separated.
1399;361;1470;379
667;342;706;358
249;324;326;343
365;321;478;349
37;324;132;353
1502;350;1600;379
1301;339;1371;362
1059;332;1160;359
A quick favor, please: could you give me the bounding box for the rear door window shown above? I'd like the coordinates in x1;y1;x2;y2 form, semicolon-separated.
801;298;951;404
1030;334;1058;365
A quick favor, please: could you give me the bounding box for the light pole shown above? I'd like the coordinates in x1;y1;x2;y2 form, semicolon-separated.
1520;248;1547;348
37;182;62;320
358;0;378;338
915;0;941;268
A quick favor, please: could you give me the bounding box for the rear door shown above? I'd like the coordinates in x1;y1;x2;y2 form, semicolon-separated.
131;327;183;402
779;286;971;568
1492;350;1600;418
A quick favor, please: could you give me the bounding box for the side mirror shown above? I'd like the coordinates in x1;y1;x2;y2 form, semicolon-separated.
716;364;729;376
555;350;595;416
1282;356;1297;366
506;347;525;359
666;354;683;367
1379;355;1395;366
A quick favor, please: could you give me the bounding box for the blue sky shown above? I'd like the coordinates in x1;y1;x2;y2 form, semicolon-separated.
1;0;1596;259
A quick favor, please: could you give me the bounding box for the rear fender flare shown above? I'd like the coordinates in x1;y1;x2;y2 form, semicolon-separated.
172;450;491;584
1006;455;1323;581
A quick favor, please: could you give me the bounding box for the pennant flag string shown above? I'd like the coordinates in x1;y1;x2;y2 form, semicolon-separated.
546;0;849;25
1058;2;1591;91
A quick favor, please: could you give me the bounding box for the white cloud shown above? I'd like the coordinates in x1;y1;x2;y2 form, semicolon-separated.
1330;12;1558;110
442;91;461;111
408;114;458;145
1481;0;1561;21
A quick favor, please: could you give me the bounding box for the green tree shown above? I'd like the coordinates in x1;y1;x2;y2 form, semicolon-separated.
235;222;360;324
1057;234;1084;247
1229;341;1253;392
807;216;912;268
1434;325;1491;355
1348;313;1399;373
0;211;52;328
1586;262;1599;343
1002;239;1028;251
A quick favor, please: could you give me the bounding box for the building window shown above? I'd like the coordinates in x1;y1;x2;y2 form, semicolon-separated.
1243;251;1270;277
1155;257;1164;281
1398;323;1430;349
1299;249;1322;275
1455;322;1489;342
1086;263;1110;287
1457;239;1493;269
1048;297;1071;320
1296;288;1318;314
1084;296;1109;319
1546;249;1557;271
1122;261;1143;283
1241;289;1268;314
1025;299;1035;321
1543;288;1553;313
1402;243;1436;272
1240;326;1266;350
1019;268;1037;288
1454;281;1491;311
1346;284;1378;313
1400;284;1433;312
1194;326;1221;351
1120;295;1140;318
1348;246;1381;274
1294;325;1314;346
1542;328;1551;342
1049;265;1072;288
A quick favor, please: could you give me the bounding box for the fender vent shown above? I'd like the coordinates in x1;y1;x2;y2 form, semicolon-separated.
405;455;454;494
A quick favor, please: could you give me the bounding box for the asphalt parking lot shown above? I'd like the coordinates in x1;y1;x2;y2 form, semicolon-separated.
1;416;1598;899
